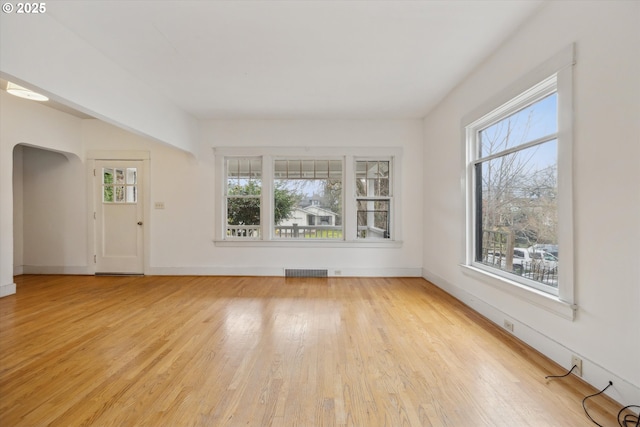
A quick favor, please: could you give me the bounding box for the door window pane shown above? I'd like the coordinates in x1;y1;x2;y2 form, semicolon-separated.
102;167;137;203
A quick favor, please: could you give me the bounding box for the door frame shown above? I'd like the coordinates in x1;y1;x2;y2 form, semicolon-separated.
87;151;150;275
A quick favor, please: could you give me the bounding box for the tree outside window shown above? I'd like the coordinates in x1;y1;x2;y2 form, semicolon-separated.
470;87;560;291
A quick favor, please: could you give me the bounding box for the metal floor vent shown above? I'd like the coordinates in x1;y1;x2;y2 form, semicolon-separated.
284;269;328;278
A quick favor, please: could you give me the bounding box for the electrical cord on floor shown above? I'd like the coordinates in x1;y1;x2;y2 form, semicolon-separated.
545;364;577;379
618;405;640;427
582;381;613;427
545;366;639;426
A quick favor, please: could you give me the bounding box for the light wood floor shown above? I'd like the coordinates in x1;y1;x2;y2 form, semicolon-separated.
0;275;627;426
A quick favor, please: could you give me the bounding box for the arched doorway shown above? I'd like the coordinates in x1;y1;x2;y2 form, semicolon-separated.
12;144;87;276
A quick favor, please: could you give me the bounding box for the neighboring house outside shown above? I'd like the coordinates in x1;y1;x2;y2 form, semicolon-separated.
278;205;337;227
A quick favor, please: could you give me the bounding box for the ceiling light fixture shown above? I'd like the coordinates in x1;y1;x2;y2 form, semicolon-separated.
6;81;49;101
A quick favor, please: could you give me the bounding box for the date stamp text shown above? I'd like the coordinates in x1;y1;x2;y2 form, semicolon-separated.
2;3;47;14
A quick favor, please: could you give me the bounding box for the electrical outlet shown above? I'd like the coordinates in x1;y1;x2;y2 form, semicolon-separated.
571;355;583;377
503;320;514;332
334;270;342;275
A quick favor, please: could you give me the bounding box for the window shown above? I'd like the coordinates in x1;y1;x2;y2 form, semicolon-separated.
214;147;401;246
463;45;574;305
273;159;342;239
472;87;558;293
225;157;262;239
102;167;137;203
356;160;392;239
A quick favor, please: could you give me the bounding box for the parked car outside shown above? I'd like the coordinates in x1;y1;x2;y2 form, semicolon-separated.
530;244;558;258
530;250;558;272
485;247;558;274
512;248;531;274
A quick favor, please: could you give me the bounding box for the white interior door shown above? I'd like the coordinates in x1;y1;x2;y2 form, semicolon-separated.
94;160;144;274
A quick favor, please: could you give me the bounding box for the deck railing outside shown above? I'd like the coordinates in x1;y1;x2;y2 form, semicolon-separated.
275;224;342;239
227;224;342;239
228;224;393;240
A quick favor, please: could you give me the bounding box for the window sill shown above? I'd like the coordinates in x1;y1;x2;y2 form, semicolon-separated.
214;239;403;248
460;264;577;320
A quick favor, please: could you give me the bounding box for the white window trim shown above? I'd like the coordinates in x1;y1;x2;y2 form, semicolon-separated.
224;156;263;241
460;44;576;319
213;146;403;248
270;157;344;241
354;158;394;241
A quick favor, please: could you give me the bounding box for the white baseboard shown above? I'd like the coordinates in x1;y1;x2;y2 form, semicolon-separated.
148;266;284;276
13;265;24;275
22;265;91;275
17;264;422;278
328;267;421;277
0;282;16;297
148;266;422;277
422;268;640;407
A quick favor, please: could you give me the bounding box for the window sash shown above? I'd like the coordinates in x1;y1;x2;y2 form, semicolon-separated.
355;159;392;240
225;157;263;239
272;158;343;240
467;81;560;296
472;133;558;165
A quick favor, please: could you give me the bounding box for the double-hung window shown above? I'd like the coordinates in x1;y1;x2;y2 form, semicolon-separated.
225;157;262;239
356;160;392;239
463;45;575;308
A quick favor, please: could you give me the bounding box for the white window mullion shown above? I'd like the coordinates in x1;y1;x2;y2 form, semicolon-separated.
343;155;357;240
471;132;558;165
389;155;397;240
214;153;226;241
262;155;273;240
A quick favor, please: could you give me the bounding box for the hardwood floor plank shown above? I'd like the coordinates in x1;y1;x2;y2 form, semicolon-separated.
0;275;631;426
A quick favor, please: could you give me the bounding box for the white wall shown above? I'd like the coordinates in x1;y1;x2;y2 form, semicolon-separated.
12;146;23;274
4;102;424;285
0;11;199;155
21;147;87;273
0;91;85;294
82;119;424;277
205;120;424;276
422;0;639;405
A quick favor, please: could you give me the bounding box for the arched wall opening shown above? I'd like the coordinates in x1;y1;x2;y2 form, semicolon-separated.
13;143;88;276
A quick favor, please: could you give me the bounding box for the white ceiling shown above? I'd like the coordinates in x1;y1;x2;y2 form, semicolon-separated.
46;0;544;120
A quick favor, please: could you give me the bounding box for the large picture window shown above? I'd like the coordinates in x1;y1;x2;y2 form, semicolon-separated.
464;46;574;304
273;159;343;239
474;88;558;293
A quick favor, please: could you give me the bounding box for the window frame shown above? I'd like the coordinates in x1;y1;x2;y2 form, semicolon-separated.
224;156;263;240
272;157;344;241
469;77;559;296
102;167;138;204
354;158;394;240
461;45;576;318
213;146;402;248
